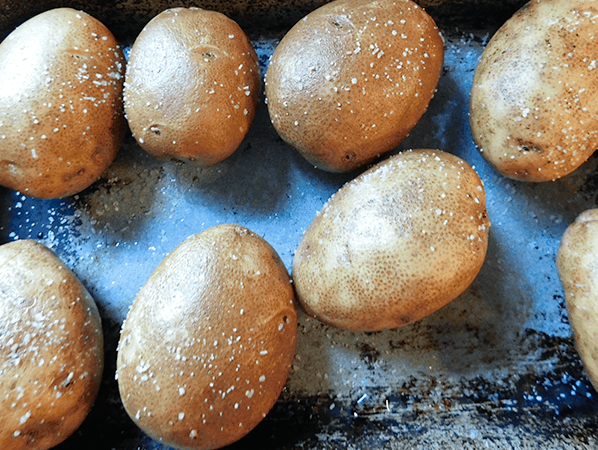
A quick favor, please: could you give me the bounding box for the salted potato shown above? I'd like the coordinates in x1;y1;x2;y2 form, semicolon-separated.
0;8;126;199
0;240;104;450
116;224;297;450
124;7;260;166
292;149;490;331
265;0;443;172
469;0;598;182
557;209;598;390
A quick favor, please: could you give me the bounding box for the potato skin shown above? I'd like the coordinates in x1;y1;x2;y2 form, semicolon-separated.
124;7;260;166
557;209;598;391
469;0;598;182
0;8;126;199
265;0;443;172
292;149;490;331
116;224;297;450
0;240;104;450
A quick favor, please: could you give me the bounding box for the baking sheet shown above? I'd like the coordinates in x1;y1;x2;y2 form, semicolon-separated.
1;13;598;450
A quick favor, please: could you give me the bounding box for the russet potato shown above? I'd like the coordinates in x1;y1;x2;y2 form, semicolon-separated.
557;209;598;391
124;7;260;167
292;149;490;331
0;8;126;199
0;240;104;450
265;0;444;172
469;0;598;182
116;224;297;450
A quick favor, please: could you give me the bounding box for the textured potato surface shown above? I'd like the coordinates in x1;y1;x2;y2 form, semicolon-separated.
470;0;598;182
266;0;443;172
557;209;598;391
0;8;125;198
0;240;104;450
124;7;260;166
293;149;490;331
117;224;297;450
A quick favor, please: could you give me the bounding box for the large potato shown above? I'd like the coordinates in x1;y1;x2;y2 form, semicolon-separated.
124;7;260;166
116;224;297;450
292;149;490;331
0;240;104;450
557;209;598;391
469;0;598;182
0;8;126;198
265;0;443;172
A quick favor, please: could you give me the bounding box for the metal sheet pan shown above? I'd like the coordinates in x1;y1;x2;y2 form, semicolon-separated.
1;5;598;450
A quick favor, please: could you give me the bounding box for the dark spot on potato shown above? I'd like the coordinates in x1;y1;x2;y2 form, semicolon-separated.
60;375;74;389
325;14;354;33
516;139;543;154
343;151;356;162
149;125;162;136
63;168;86;182
67;48;89;60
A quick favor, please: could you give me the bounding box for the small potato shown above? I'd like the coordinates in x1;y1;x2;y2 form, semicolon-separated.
116;224;297;450
265;0;443;172
0;240;104;450
469;0;598;182
124;7;260;166
292;149;490;331
0;8;126;199
557;209;598;391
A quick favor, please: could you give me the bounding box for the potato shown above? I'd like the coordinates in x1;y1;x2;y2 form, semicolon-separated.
557;209;598;391
116;224;297;450
0;8;126;199
124;7;260;166
292;149;490;331
265;0;443;172
0;240;104;450
469;0;598;182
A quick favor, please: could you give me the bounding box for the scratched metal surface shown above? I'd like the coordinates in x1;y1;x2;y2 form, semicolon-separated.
1;4;598;450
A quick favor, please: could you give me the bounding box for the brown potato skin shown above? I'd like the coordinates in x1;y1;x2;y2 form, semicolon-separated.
0;8;126;199
0;240;104;450
116;224;297;450
124;7;260;166
265;0;443;172
557;209;598;391
469;0;598;182
292;149;490;331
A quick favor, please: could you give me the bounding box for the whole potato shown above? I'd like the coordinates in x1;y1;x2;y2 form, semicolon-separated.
292;149;490;331
265;0;443;172
0;240;104;450
469;0;598;182
124;7;260;166
557;209;598;391
116;224;297;450
0;8;126;198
